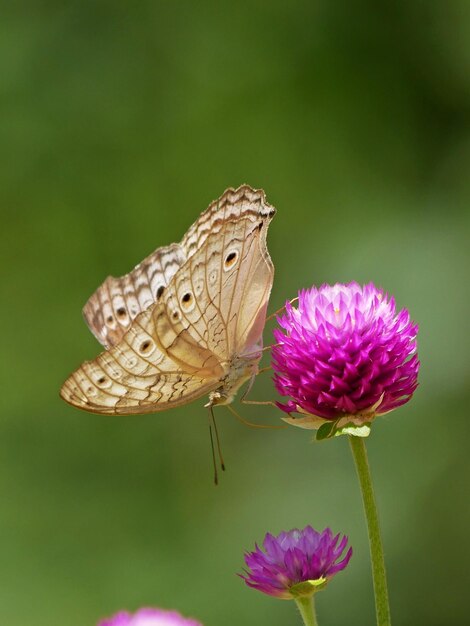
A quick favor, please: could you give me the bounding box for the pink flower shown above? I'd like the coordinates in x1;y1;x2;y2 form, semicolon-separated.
273;282;419;433
240;526;352;599
98;608;203;626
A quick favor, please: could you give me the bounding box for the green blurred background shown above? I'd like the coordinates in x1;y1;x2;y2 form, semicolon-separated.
1;2;469;624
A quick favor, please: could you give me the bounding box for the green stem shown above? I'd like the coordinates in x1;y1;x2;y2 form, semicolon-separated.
349;435;391;626
294;595;318;626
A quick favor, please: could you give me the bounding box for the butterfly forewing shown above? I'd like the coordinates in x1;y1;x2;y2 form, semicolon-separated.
234;222;274;355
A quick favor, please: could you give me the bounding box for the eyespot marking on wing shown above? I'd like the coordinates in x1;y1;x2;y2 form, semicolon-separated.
138;339;157;356
224;250;238;271
181;291;196;313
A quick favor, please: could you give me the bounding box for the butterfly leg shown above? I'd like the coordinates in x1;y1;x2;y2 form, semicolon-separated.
265;297;299;323
230;376;287;428
241;399;278;407
240;344;278;361
226;404;287;430
239;373;276;406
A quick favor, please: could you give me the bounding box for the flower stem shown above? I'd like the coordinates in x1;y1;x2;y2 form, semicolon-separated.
349;435;391;626
295;595;318;626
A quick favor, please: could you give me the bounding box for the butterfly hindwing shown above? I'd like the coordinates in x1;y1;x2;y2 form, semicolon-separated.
60;306;220;414
83;243;186;349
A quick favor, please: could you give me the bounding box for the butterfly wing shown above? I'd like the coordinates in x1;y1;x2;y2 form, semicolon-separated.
83;243;186;348
155;185;275;364
60;305;222;414
61;185;275;415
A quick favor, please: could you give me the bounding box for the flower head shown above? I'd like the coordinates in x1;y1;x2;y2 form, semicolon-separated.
98;608;203;626
272;282;419;434
240;526;352;599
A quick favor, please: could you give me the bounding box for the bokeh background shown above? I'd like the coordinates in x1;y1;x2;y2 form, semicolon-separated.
1;2;469;625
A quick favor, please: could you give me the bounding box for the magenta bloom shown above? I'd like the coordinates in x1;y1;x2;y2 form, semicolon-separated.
98;608;203;626
240;526;352;599
273;282;419;431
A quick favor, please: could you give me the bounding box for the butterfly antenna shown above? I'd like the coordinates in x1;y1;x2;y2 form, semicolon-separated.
210;406;226;472
208;417;219;486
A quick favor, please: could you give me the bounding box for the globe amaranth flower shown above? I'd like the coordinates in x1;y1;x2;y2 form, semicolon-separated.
240;526;352;599
272;282;419;434
98;608;203;626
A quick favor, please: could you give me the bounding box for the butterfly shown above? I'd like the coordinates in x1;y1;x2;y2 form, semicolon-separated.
60;185;276;415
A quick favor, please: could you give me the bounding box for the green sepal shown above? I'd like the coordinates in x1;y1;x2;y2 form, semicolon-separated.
289;577;328;598
316;419;340;440
335;423;371;438
316;419;372;440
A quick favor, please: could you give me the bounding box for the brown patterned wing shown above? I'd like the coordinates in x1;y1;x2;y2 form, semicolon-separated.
60;306;222;415
61;184;275;415
153;186;275;364
180;184;274;259
83;243;186;349
82;185;273;351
